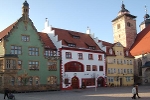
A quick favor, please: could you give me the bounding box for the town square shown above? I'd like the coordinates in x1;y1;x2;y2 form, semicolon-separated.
0;0;150;99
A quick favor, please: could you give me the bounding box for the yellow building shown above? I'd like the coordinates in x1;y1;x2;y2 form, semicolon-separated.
103;42;134;86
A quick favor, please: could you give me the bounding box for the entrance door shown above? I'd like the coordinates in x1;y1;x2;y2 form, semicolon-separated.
71;77;79;89
97;77;104;87
120;78;122;86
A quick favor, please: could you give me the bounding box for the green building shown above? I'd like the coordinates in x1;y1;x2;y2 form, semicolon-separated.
0;1;60;92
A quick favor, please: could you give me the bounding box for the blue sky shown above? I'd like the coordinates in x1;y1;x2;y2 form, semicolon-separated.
0;0;149;43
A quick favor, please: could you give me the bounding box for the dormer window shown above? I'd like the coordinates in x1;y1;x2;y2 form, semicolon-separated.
126;51;129;56
109;48;113;54
68;43;76;47
88;46;95;50
73;36;80;39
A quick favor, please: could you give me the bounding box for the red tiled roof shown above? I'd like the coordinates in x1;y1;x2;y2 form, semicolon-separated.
130;24;150;56
0;22;17;39
38;32;56;49
52;27;102;51
98;40;114;47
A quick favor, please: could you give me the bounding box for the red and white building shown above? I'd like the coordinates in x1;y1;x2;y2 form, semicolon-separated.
42;19;106;90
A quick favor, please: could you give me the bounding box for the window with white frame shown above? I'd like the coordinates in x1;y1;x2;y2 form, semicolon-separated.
22;35;30;42
124;60;126;64
130;69;133;74
29;47;39;56
111;68;113;74
48;76;57;84
108;68;111;74
29;77;33;85
127;69;129;74
130;60;132;65
121;69;123;74
11;45;22;54
114;59;116;64
118;69;120;74
108;77;114;83
114;68;116;73
124;69;126;73
6;59;17;69
126;77;130;82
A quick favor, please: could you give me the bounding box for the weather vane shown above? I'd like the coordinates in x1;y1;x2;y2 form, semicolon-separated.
145;5;147;14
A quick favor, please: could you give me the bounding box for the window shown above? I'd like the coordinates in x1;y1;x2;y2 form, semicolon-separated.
88;46;95;50
124;69;126;73
118;69;120;74
92;65;97;71
48;62;57;71
6;59;17;69
108;68;111;74
88;54;93;60
86;65;91;71
130;69;133;74
98;55;102;60
120;51;122;55
111;68;113;74
116;51;119;55
108;77;114;82
18;77;22;85
29;77;33;85
45;50;57;57
73;36;80;39
48;76;57;85
11;77;15;86
0;60;3;70
65;61;84;72
29;47;39;56
109;49;113;54
117;24;120;29
29;61;39;70
124;60;126;64
99;66;103;71
68;43;76;47
18;60;22;69
22;35;29;42
127;22;131;27
66;52;72;59
78;53;83;59
35;77;39;85
127;60;129;65
121;69;123;74
130;60;132;65
114;68;116;73
11;45;22;54
114;59;116;64
127;69;129;74
126;77;130;82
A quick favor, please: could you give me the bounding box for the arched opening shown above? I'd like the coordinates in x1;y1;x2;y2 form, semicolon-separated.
97;77;105;87
71;76;79;89
64;61;84;72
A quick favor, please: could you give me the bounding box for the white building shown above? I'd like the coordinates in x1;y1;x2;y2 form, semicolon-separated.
42;19;106;90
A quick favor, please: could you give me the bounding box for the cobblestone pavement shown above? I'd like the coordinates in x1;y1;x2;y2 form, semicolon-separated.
1;86;150;100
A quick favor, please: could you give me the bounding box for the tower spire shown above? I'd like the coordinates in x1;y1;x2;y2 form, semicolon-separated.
145;5;148;14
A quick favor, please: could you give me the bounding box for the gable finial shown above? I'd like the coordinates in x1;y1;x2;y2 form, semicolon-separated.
145;5;148;14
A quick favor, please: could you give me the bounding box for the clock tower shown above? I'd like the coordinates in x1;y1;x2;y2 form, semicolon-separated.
112;2;137;49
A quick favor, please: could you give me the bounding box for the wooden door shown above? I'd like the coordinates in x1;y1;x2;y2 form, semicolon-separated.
71;77;79;89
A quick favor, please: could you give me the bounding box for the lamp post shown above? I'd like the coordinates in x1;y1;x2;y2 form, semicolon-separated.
94;73;99;91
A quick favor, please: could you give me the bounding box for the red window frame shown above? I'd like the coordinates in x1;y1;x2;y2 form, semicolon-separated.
78;53;83;59
92;65;97;71
66;52;72;59
99;66;103;71
88;54;93;60
98;55;102;60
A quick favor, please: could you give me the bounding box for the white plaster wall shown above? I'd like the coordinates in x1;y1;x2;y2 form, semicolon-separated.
61;49;106;88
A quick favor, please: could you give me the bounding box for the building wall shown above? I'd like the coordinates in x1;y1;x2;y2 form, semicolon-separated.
4;19;60;85
107;45;134;86
61;49;105;89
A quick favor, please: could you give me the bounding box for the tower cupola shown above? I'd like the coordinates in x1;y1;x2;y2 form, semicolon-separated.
118;1;130;16
140;5;150;31
22;0;29;23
